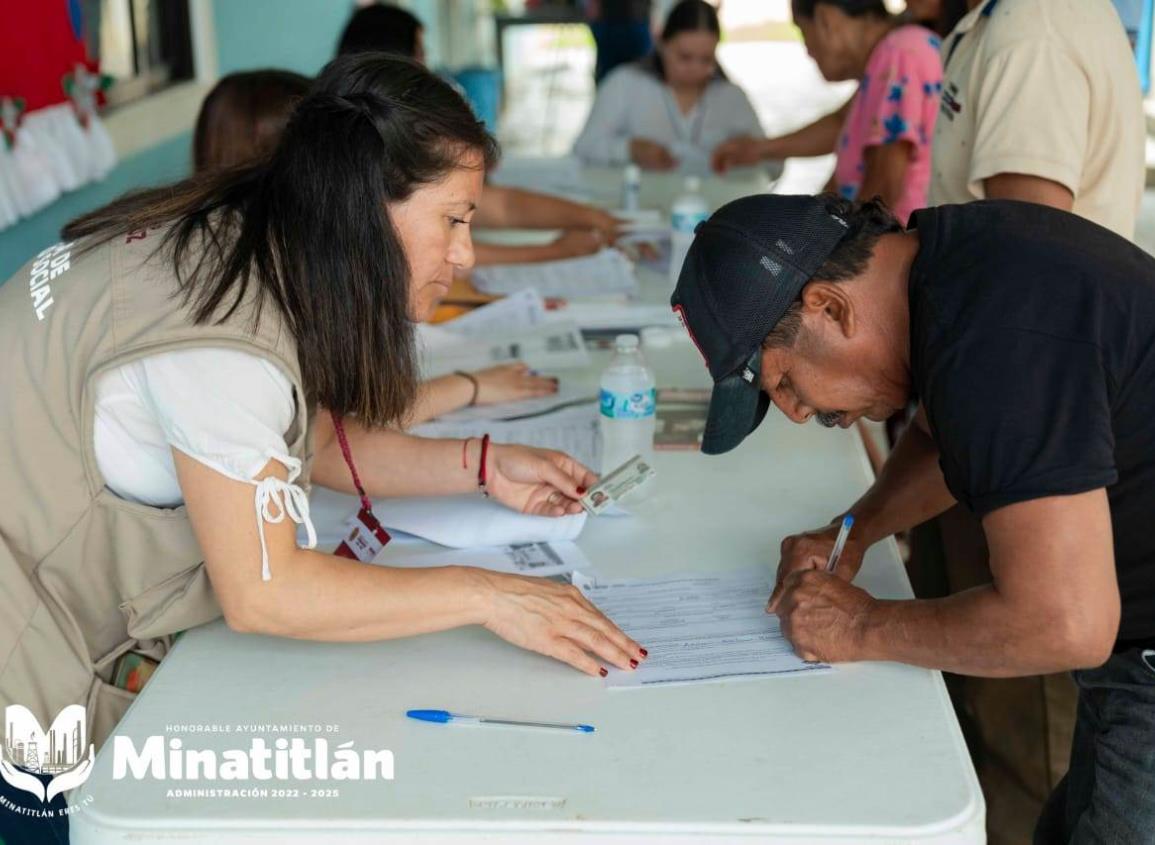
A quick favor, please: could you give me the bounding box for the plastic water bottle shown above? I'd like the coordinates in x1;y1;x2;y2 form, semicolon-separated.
599;334;656;473
668;175;709;286
621;163;641;212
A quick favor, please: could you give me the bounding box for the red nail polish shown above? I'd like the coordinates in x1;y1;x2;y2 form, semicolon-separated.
639;648;648;657
577;486;587;495
630;659;638;668
599;667;608;677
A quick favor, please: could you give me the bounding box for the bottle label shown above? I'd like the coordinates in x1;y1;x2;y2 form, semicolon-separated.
671;210;708;234
600;388;656;419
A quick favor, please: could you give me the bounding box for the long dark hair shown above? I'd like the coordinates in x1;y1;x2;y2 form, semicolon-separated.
336;4;423;58
193;69;311;172
63;54;499;427
791;0;890;20
641;0;726;82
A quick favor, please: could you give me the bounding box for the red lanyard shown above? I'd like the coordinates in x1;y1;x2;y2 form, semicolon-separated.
329;411;372;513
329;411;391;559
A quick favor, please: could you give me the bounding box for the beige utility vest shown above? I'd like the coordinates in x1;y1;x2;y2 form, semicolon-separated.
0;227;312;750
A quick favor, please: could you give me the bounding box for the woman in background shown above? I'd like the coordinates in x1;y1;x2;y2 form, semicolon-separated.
193;70;562;425
712;0;942;225
572;0;763;173
337;3;625;266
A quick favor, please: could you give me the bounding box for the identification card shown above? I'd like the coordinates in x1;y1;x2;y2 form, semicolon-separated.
580;454;656;515
334;507;392;562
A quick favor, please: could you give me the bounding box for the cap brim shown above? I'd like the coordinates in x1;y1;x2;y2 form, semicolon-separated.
700;373;771;455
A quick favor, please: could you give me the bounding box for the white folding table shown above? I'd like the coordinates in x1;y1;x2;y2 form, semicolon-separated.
71;164;983;844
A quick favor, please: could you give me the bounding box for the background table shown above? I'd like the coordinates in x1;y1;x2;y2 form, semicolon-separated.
71;165;983;844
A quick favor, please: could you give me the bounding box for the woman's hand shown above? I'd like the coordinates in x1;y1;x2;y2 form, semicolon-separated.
629;138;678;171
485;443;598;516
549;228;606;259
710;135;766;173
473;363;558;406
585;208;625;244
478;569;648;675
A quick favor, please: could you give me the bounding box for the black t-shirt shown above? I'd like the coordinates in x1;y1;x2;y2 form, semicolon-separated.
908;201;1155;646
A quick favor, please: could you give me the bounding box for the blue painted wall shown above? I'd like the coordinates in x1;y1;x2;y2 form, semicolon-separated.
214;0;355;77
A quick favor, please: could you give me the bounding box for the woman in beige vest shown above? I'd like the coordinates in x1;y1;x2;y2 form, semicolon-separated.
0;54;646;753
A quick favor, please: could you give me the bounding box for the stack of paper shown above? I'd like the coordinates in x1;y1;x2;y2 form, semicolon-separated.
439;289;547;337
419;321;590;379
433;384;596;425
574;567;830;688
413;401;601;471
471;249;638;299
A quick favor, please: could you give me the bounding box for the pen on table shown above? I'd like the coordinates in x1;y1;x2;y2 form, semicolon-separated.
825;514;855;574
406;709;595;734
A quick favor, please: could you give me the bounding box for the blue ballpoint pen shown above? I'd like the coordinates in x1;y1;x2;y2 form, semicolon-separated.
406;709;595;733
825;514;855;574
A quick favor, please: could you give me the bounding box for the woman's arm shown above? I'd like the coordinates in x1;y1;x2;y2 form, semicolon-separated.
711;98;853;172
476;185;620;235
175;451;644;675
311;412;596;515
473;232;604;266
858;140;914;212
404;364;559;427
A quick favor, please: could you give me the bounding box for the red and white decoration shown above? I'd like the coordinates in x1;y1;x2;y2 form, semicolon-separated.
0;1;117;231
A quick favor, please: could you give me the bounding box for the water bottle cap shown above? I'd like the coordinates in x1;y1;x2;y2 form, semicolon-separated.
683;175;702;193
614;333;640;350
624;163;641;181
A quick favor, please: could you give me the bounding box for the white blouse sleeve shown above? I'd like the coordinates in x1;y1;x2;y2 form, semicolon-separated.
572;67;638;166
135;346;317;581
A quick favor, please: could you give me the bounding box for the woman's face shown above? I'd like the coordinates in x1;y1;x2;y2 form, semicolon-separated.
795;6;858;82
660;30;719;89
389;151;485;322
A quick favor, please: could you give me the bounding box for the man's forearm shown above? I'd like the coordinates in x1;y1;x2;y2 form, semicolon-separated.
849;416;956;545
860;585;1106;676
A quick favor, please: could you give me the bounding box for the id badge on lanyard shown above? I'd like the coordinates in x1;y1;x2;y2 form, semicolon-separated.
329;411;391;562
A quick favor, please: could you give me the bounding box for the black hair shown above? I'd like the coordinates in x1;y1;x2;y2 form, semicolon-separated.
193;69;311;172
64;54;499;427
791;0;890;20
336;4;423;58
763;195;901;349
640;0;726;82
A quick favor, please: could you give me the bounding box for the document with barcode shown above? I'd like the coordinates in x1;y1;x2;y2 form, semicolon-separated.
573;567;830;688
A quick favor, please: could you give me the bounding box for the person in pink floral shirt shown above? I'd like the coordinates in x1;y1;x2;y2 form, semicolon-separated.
831;22;942;224
713;1;943;226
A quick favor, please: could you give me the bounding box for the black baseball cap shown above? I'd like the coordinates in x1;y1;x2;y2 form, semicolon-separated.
670;194;851;455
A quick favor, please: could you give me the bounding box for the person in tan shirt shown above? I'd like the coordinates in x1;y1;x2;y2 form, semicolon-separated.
916;1;1146;842
930;0;1144;236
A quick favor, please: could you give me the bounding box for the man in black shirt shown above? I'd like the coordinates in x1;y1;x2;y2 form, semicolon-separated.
671;193;1155;842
